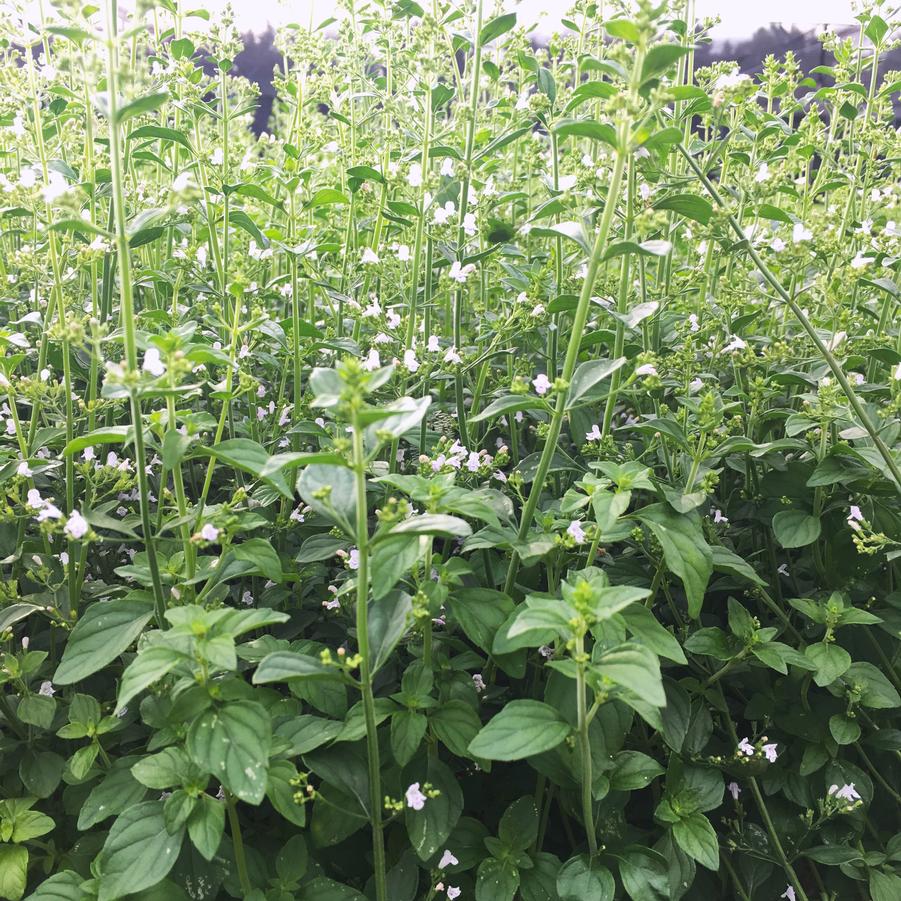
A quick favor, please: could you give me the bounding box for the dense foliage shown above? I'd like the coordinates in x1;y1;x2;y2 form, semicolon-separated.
0;0;900;898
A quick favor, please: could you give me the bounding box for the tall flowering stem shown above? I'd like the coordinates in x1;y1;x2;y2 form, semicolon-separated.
104;0;166;624
504;42;645;595
350;401;387;901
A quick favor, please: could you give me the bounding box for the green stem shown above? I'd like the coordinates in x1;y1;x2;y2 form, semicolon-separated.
225;792;252;896
105;0;167;626
575;638;597;854
351;406;387;901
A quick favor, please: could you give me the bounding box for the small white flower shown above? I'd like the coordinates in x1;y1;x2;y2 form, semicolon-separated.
847;505;864;531
532;373;551;395
737;737;755;756
199;523;220;542
635;363;657;377
792;222;812;243
405;782;427;810
471;674;485;693
348;548;360;570
439;849;459;869
433;201;456;225
754;162;769;183
447;888;461;900
688;313;700;332
567;520;586;544
558;174;577;191
713;69;750;91
396;244;411;262
364;349;381;371
39;680;55;697
64;509;89;540
770;236;786;253
712;509;728;525
585;424;602;441
850;251;873;270
427;335;440;353
829;783;861;802
210;148;224;165
142;347;166;377
448;261;475;283
403;349;420;373
361;247;380;265
762;742;778;762
727;781;741;800
440;158;455;177
444;347;461;365
781;887;796;901
17;461;32;477
724;335;747;353
407;163;422;187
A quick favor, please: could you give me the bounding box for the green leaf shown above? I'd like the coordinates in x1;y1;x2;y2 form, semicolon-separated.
605;18;641;42
186;794;225;860
63;426;131;457
307;188;349;207
479;12;516;45
499;796;539;852
567;357;626;405
127;125;192;153
115;92;168;124
54;596;155;684
231;538;283;583
79;758;147;829
405;758;463;860
388;513;471;539
636;505;712;618
652;194;713;225
870;870;901;901
671;813;719;870
557;855;614;901
641;45;692;82
468;700;571;761
772;509;821;548
200;438;293;499
617;846;670;901
805;641;852;687
554;119;618;149
593;644;665;707
23;871;85;901
369;590;413;673
0;845;28;901
470;395;546;424
430;699;482;759
253;651;339;684
117;644;185;713
477;858;520;901
186;701;271;804
609;750;665;790
97;801;184;901
297;464;357;532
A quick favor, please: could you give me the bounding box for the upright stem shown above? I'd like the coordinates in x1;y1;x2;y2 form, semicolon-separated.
351;407;387;901
105;0;167;625
503;149;628;595
225;793;252;896
575;637;597;854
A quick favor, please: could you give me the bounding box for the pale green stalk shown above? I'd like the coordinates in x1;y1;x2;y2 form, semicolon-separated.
105;0;167;624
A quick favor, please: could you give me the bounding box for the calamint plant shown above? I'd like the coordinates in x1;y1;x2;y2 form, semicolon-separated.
0;0;899;898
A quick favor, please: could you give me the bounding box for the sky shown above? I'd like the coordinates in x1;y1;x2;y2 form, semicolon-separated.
205;0;858;39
